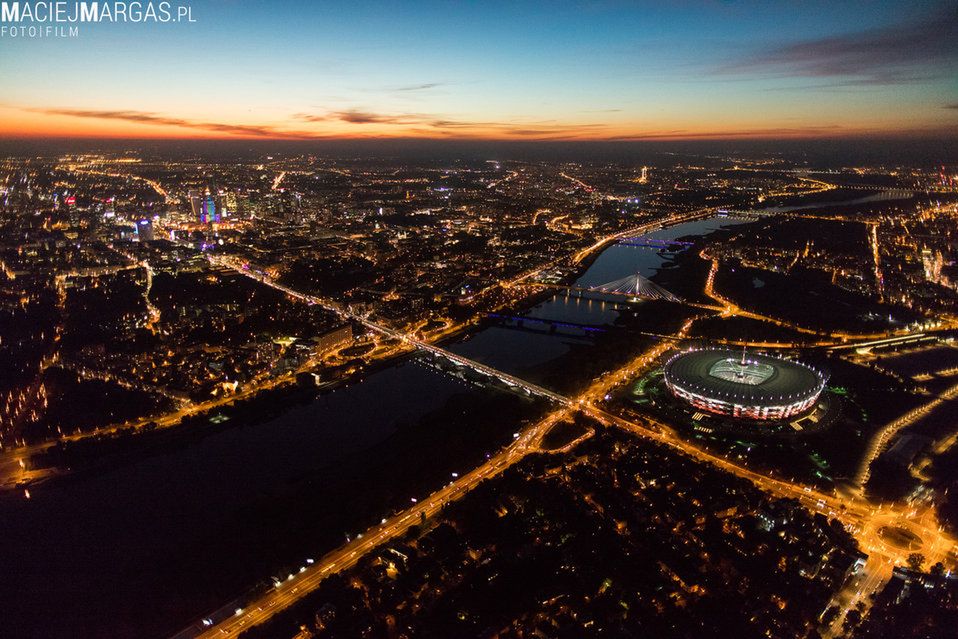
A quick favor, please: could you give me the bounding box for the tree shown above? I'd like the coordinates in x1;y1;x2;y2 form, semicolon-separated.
930;561;945;577
843;608;862;630
906;552;925;572
821;605;839;625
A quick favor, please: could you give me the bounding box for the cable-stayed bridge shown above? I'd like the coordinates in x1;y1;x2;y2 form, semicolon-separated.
530;272;684;304
589;273;683;303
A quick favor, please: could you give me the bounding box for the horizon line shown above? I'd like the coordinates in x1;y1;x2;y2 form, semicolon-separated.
5;131;958;143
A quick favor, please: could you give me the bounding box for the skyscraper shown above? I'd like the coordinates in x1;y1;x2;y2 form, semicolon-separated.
189;189;202;220
200;192;218;223
136;219;155;242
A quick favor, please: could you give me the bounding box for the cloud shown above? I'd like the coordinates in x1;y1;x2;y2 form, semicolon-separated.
724;6;958;85
26;107;321;139
296;109;433;125
333;109;422;125
393;82;446;92
25;105;912;142
26;105;608;140
292;109;607;139
351;82;451;96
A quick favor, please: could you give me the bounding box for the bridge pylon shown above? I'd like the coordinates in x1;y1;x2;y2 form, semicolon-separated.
591;273;683;303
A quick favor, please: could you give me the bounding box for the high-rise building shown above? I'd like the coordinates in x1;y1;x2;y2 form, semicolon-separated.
200;192;219;223
136;219;155;242
201;194;213;223
189;189;222;223
224;191;238;217
188;190;202;219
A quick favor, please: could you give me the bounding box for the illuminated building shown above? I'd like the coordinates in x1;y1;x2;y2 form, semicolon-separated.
314;324;353;352
188;189;222;223
225;191;238;217
136;219;155;242
201;193;218;223
188;190;202;219
663;349;827;421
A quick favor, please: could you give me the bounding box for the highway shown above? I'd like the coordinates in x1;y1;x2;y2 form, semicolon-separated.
564;328;957;571
57;159;171;203
855;380;958;487
821;555;891;638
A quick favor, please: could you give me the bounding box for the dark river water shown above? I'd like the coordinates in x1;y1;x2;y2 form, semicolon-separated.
0;216;743;638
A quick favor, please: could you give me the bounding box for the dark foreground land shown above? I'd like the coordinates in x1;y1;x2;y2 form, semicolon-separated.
241;428;863;639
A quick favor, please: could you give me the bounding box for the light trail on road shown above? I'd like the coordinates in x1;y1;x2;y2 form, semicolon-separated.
855;381;958;488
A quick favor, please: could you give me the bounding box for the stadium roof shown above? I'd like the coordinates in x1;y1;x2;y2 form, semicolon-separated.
663;349;825;404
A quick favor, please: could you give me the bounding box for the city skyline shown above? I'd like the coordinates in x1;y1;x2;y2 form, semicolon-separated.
2;0;957;141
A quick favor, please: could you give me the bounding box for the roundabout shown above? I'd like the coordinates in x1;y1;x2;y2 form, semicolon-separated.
858;506;956;568
876;526;923;552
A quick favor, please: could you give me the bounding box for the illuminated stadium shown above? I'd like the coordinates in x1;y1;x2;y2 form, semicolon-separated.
663;349;827;421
